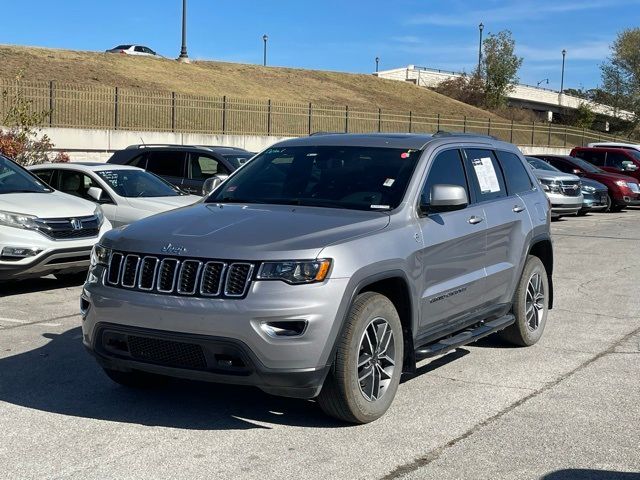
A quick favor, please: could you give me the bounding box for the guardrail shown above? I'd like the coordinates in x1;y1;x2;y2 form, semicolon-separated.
0;78;633;148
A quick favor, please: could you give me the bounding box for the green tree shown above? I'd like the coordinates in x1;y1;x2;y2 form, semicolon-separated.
571;103;596;129
480;30;523;108
600;28;640;134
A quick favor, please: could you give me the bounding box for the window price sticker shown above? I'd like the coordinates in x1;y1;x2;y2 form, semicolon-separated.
472;157;500;193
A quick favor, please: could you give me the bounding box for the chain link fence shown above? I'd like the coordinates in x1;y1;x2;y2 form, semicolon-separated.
0;78;633;147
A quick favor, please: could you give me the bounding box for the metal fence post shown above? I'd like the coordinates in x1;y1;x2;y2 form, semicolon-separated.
49;80;54;127
308;103;312;135
437;113;440;132
531;121;535;145
267;99;272;136
114;87;119;130
564;126;568;147
581;127;585;146
547;122;552;146
222;95;227;134
510;119;514;143
487;117;491;136
463;116;466;133
171;92;176;132
345;105;349;133
409;111;412;133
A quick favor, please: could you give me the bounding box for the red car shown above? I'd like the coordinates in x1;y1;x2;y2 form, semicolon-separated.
531;154;640;212
570;147;640;182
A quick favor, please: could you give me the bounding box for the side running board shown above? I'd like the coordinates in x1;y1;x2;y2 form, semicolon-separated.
414;314;515;361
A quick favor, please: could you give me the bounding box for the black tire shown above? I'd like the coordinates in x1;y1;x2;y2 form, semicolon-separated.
604;194;614;212
610;203;625;213
102;368;168;388
500;255;549;347
54;271;88;283
576;210;588;216
317;292;403;424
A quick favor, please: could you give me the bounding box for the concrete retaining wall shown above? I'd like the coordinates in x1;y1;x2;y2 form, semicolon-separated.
14;127;569;162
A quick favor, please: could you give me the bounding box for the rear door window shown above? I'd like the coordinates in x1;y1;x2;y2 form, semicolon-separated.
144;151;187;178
495;151;533;195
463;149;507;202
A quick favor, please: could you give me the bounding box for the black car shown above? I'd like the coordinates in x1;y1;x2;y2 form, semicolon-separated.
107;145;254;195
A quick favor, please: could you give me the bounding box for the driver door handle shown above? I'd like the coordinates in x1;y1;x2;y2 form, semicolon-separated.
468;215;484;225
513;205;526;213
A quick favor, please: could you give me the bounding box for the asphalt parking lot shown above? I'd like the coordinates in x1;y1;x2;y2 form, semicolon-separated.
1;210;639;480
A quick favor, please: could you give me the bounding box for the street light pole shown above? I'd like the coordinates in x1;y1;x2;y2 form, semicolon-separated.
477;22;484;74
560;49;567;94
375;56;379;73
263;34;268;66
177;0;189;63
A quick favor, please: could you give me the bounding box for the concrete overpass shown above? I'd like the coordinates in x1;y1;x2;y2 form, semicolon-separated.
376;65;634;121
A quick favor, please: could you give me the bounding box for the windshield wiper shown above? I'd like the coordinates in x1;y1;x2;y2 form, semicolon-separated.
3;189;51;194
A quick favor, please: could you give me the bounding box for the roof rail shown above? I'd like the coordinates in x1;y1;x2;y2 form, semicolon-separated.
433;131;499;141
125;144;189;149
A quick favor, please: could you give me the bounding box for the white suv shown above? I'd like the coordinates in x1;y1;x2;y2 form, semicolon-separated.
0;155;112;281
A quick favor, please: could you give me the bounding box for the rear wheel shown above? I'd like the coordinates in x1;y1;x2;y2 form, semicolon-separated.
102;368;168;388
500;255;549;347
317;292;403;424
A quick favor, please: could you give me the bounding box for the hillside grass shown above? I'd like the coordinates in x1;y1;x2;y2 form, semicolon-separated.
0;44;502;120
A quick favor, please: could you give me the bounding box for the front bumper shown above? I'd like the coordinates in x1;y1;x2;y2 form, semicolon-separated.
545;192;583;216
581;191;608;212
81;266;350;398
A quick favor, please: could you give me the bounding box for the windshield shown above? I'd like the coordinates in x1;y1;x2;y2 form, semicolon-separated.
568;156;603;173
96;169;184;198
206;145;421;211
626;150;640;162
0;155;51;194
526;157;560;172
223;153;254;169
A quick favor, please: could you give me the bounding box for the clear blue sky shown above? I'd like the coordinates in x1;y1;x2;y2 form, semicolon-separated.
1;0;639;91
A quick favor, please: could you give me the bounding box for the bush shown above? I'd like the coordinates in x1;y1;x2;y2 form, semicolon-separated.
435;73;485;108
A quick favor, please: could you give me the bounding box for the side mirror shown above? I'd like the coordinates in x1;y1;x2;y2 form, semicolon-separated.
202;174;228;196
87;186;103;202
572;169;583;176
622;161;638;172
420;184;468;215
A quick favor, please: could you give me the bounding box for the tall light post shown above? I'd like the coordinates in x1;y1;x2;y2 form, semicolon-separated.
375;56;380;73
477;22;484;74
177;0;189;63
263;34;268;66
560;49;567;94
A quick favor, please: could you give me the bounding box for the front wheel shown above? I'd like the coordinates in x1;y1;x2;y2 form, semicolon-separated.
317;292;403;424
500;255;549;347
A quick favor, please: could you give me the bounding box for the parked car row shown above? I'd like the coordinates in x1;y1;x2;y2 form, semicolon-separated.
522;144;640;218
0;145;254;281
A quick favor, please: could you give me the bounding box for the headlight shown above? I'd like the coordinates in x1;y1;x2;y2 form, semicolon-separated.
539;179;561;193
90;244;111;267
582;185;596;193
257;259;332;284
94;206;104;226
615;180;628;187
0;210;40;230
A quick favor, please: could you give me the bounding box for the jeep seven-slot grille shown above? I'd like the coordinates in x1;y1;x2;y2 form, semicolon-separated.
106;252;254;299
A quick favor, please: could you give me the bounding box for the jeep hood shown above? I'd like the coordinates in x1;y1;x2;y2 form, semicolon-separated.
0;191;96;218
102;203;390;260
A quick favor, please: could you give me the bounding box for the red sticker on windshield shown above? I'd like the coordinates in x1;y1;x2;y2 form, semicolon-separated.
401;152;410;159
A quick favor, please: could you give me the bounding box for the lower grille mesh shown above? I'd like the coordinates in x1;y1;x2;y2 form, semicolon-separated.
128;336;207;369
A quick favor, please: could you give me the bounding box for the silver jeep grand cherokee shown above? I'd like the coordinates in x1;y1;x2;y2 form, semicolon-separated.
82;133;553;423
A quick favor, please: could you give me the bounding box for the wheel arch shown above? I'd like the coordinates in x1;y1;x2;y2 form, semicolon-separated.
528;236;554;309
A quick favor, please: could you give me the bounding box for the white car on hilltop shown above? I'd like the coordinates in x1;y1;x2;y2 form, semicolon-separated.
105;45;159;57
29;163;201;228
0;155;112;281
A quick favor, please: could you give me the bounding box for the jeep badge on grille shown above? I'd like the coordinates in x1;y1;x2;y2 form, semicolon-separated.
161;243;187;255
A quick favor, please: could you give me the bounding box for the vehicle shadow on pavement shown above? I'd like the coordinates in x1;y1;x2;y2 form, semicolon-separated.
542;469;640;479
0;326;347;430
0;276;85;297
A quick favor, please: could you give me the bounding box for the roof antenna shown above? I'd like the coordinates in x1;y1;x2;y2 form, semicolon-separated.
140;137;146;145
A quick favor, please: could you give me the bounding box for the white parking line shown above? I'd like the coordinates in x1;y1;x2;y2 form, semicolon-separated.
0;318;28;324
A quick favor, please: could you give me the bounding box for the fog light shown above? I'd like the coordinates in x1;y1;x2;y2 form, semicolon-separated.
261;320;308;337
1;247;41;259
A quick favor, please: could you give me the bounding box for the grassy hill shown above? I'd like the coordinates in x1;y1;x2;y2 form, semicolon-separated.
0;44;501;120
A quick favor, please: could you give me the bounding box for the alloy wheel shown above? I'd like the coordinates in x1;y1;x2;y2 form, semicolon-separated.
525;272;545;331
357;317;396;402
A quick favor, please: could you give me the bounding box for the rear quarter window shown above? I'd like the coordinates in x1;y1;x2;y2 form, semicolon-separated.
495;151;533;195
